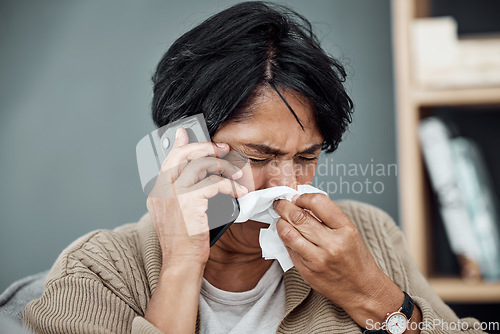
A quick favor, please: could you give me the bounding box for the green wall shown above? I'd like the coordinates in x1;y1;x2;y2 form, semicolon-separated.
0;0;397;291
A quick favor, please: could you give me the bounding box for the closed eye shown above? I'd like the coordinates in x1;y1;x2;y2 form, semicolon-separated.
248;157;270;164
248;157;317;164
296;156;318;162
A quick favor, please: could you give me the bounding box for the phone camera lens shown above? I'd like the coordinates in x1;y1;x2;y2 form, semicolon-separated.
162;138;170;149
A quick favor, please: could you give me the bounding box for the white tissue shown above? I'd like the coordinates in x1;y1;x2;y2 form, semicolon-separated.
235;185;327;271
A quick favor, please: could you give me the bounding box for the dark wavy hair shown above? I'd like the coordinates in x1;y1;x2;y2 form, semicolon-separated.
151;1;353;153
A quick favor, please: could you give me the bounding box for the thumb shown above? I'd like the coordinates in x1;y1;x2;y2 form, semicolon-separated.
174;127;189;148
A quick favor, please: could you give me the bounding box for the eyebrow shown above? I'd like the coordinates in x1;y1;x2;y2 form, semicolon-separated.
242;143;323;156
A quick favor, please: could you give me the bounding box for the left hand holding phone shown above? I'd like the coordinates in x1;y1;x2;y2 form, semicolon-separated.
144;127;247;332
146;127;248;269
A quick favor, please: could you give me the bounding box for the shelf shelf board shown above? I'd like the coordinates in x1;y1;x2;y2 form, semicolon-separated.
429;277;500;303
413;86;500;107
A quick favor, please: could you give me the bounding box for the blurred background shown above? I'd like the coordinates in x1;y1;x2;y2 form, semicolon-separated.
0;0;397;289
1;0;499;326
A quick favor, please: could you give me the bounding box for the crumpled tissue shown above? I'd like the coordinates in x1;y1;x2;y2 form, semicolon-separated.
235;185;327;271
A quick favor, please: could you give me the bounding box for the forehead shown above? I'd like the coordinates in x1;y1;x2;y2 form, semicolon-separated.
213;87;323;151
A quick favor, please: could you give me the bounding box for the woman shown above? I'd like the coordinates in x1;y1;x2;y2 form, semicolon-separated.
23;2;483;333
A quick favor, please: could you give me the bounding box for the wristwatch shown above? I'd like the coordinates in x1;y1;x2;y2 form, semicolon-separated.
364;291;414;334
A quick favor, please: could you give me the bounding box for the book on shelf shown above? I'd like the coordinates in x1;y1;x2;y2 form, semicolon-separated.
419;117;500;281
411;17;500;89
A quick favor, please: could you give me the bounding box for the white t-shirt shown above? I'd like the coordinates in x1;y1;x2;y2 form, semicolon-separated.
199;260;285;334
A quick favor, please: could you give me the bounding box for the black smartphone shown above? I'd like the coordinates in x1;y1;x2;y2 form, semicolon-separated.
136;114;241;246
207;193;240;246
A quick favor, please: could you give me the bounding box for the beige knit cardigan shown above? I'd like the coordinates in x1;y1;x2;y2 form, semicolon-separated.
22;200;484;333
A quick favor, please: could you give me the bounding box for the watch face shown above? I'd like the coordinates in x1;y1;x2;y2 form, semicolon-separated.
386;313;407;334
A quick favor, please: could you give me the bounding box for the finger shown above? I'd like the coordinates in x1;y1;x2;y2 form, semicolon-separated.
294;193;351;229
175;157;243;186
276;218;319;262
170;135;230;164
173;127;189;148
160;127;230;177
273;199;329;244
191;175;248;199
166;142;230;180
160;127;189;172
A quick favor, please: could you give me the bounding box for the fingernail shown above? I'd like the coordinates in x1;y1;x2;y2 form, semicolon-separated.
175;128;181;140
215;142;226;148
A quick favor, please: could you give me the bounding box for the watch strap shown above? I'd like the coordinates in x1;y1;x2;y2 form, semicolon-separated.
363;291;415;334
401;291;414;320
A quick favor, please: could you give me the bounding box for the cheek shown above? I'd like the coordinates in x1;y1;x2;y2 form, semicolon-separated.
235;163;259;192
296;162;317;184
245;167;267;190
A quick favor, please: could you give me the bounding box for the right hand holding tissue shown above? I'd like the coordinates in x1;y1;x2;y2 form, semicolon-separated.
235;185;327;271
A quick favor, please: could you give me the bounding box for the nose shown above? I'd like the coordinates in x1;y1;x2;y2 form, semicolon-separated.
264;159;298;190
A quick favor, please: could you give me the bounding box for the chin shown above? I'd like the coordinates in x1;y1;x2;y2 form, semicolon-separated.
221;219;269;249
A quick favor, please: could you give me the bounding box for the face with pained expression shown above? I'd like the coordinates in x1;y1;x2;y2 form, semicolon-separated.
211;85;324;251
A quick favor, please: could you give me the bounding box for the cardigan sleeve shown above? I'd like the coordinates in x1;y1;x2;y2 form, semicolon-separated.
377;205;485;334
22;276;161;334
22;275;162;334
21;226;164;334
337;200;486;334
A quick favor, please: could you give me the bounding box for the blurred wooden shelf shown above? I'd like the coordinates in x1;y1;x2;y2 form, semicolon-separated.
392;0;500;304
429;278;500;303
414;86;500;107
